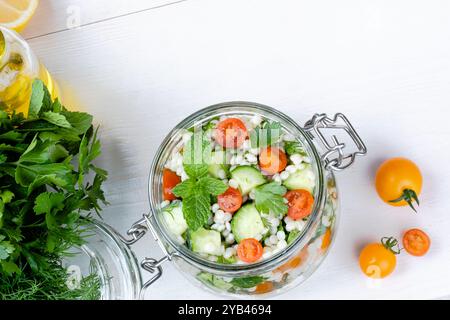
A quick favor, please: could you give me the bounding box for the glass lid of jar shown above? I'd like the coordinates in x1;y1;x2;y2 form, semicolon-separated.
62;219;143;300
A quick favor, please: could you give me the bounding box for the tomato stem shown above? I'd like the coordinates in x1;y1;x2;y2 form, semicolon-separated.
389;189;420;212
381;236;402;255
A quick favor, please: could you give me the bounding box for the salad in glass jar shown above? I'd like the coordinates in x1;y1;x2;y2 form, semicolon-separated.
160;114;316;266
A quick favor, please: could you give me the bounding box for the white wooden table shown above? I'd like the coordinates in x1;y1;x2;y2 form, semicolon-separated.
23;0;450;300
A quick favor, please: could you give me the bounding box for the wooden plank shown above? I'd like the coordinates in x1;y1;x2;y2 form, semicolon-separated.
22;0;187;39
27;0;450;299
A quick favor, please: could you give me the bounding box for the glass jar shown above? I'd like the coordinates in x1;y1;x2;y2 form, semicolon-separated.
0;26;59;114
70;102;366;299
62;219;143;300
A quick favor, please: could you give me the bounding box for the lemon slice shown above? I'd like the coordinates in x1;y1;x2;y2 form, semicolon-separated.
0;0;39;32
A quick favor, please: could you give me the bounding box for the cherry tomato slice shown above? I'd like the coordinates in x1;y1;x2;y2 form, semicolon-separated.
214;118;248;149
259;147;287;175
217;187;243;213
402;228;430;256
163;169;181;201
285;189;314;220
237;238;263;263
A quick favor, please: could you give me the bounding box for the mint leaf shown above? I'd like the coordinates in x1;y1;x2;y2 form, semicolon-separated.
183;164;208;179
230;276;266;288
284;141;307;156
198;176;228;196
172;179;196;198
173;176;226;230
28;79;45;118
182;192;211;231
42;111;72;128
254;182;288;217
183;132;211;178
250;121;282;148
33;192;65;215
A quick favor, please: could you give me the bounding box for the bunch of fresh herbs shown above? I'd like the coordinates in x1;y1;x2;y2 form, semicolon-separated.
0;79;108;300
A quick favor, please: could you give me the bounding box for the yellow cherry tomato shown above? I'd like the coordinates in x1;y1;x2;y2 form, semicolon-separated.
359;237;400;279
375;157;422;212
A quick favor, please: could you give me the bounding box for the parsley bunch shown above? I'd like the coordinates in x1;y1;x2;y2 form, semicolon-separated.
0;79;107;299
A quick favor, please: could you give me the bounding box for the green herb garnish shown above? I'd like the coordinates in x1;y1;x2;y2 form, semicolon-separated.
254;182;288;217
250;121;282;148
287;230;300;244
284;140;307;156
0;79;107;300
173;135;227;231
230;276;266;288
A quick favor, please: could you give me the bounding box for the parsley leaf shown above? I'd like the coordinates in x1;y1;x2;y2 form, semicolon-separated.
41;111;72;128
33;192;65;215
284;141;307;156
254;182;288;217
250;121;282;148
28;79;45;118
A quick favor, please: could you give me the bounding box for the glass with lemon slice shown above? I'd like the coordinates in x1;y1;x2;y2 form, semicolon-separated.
0;25;59;115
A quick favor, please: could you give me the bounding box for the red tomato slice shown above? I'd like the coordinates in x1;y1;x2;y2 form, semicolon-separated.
237;238;263;263
163;169;181;201
217;187;243;213
285;189;314;220
214;118;248;149
259;147;287;174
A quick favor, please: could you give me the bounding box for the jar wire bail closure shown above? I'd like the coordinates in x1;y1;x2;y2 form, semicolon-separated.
115;213;174;299
304;113;367;171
